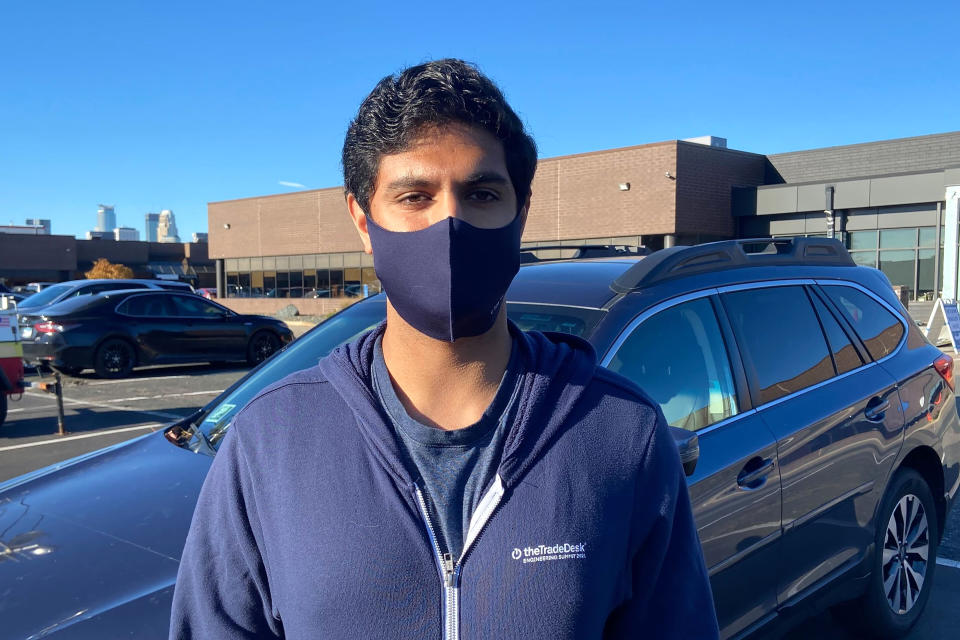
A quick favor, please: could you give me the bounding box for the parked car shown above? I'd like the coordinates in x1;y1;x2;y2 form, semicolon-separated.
0;238;957;639
197;287;217;299
16;278;195;320
19;289;293;377
24;281;58;293
0;291;29;306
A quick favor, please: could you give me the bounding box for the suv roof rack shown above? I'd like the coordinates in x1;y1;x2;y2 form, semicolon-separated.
610;237;855;293
520;244;650;264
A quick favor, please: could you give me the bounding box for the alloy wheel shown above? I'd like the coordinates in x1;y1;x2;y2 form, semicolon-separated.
882;493;929;615
103;344;130;373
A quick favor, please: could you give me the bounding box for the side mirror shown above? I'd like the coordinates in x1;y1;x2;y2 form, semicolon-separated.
669;426;700;477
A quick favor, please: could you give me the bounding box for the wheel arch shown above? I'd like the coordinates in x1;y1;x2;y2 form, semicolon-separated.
897;445;946;541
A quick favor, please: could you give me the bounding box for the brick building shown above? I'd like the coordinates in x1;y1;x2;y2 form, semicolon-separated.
208;131;960;313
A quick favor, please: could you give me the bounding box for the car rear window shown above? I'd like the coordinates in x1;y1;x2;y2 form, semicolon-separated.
821;285;905;360
18;283;73;307
40;293;109;315
156;281;194;291
722;285;835;405
506;303;604;337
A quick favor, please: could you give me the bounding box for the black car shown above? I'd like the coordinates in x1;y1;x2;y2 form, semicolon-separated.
0;238;957;639
15;278;195;318
19;289;293;377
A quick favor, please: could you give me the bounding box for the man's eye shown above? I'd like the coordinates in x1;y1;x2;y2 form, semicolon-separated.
399;194;429;204
468;190;500;202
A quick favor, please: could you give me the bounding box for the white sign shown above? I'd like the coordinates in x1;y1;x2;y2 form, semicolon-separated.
925;298;960;353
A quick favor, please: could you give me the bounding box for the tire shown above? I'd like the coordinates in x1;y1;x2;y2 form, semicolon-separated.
94;339;135;379
246;331;280;366
849;468;939;638
0;393;7;428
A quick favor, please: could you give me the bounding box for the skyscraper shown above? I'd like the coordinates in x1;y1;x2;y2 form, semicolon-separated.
145;212;160;242
97;204;116;232
157;210;181;243
24;218;51;234
114;227;139;241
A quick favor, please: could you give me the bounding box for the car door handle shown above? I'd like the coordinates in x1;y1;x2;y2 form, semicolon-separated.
737;457;776;490
864;398;890;422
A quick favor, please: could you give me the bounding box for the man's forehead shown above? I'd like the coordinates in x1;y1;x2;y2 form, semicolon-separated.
374;126;510;189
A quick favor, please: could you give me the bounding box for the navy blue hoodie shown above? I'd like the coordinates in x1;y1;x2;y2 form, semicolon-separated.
170;324;718;639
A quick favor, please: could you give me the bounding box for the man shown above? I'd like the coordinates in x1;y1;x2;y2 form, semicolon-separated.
170;59;718;639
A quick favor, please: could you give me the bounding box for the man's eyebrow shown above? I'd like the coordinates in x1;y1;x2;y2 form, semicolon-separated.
382;172;510;191
383;176;436;191
463;172;509;186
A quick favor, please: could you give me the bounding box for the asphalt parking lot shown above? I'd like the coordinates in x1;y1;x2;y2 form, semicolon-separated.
0;363;249;482
1;354;959;638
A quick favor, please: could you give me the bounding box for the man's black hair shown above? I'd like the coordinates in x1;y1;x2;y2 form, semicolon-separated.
342;59;537;215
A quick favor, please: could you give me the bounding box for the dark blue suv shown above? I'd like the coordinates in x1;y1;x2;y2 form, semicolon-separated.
0;237;957;639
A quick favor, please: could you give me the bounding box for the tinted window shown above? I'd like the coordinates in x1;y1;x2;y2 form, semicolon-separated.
607;297;738;432
157;281;193;292
119;294;173;317
722;286;834;405
76;282;147;297
823;286;904;360
19;283;73;307
810;291;863;375
170;295;224;317
506;303;603;337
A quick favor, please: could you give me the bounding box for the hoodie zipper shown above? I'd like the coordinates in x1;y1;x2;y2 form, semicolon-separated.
415;476;505;640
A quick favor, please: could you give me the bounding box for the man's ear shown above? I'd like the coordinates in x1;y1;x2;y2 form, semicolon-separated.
346;193;373;254
518;191;531;235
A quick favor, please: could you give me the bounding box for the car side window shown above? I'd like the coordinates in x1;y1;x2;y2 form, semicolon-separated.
118;294;173;317
169;295;224;317
607;296;739;432
810;291;864;375
822;285;904;361
722;285;834;405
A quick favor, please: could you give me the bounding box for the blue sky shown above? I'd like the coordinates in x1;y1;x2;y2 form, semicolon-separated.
1;1;957;240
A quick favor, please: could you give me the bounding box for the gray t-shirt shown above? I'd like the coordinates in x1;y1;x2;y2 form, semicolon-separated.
371;335;521;559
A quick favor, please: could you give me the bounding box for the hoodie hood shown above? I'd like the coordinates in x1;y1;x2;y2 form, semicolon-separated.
318;321;599;489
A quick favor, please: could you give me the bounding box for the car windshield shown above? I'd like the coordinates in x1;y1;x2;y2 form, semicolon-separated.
18;283;73;307
198;295;604;450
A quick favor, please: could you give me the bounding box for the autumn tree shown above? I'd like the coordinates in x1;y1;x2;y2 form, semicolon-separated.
85;258;135;279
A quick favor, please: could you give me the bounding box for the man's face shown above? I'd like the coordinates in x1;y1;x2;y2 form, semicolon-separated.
348;123;525;246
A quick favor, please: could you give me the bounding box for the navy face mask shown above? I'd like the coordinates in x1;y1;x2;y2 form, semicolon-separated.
366;212;524;342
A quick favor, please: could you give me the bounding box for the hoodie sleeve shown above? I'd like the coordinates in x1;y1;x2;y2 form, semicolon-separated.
169;423;282;639
605;410;720;639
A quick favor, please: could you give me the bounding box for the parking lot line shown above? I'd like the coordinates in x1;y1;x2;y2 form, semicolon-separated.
937;557;960;569
23;391;187;421
0;423;164;452
96;389;224;403
81;374;190;386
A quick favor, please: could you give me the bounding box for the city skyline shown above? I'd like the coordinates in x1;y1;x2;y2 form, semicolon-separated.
2;1;958;240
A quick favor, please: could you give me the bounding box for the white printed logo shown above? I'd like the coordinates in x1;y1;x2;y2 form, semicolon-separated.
511;542;586;564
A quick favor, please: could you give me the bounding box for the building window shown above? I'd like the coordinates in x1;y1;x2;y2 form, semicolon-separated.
880;228;916;249
918;249;936;300
849;230;878;250
879;250;915;294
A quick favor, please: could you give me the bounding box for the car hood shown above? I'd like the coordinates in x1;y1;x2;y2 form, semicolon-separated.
0;432;211;638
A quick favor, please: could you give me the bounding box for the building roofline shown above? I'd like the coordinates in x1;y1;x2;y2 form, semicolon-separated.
756;165;960;189
767;130;960;158
675;139;766;159
208;184;346;206
538;139;676;162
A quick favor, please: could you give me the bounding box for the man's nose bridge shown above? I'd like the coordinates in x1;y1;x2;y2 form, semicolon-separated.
437;190;464;221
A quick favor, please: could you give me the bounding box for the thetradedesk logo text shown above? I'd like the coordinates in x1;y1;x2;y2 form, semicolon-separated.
511;542;586;564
